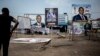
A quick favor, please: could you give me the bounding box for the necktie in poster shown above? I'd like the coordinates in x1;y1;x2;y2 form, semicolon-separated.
82;15;85;20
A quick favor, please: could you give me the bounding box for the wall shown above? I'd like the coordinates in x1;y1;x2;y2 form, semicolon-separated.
0;0;100;21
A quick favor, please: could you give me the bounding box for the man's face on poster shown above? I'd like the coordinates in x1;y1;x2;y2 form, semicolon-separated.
36;16;41;23
79;8;84;15
49;9;54;13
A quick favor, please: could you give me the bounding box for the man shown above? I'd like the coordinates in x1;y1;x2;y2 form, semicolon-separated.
84;21;92;36
33;15;45;34
72;7;88;21
0;8;19;56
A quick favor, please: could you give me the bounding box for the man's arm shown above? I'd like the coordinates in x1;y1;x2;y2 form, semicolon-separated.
11;18;19;33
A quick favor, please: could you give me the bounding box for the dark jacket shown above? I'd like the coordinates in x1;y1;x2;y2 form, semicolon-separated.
73;14;88;21
34;23;45;28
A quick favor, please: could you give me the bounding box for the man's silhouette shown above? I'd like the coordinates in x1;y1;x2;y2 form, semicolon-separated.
0;8;19;56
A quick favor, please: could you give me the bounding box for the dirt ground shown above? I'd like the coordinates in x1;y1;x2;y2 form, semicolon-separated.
1;33;100;56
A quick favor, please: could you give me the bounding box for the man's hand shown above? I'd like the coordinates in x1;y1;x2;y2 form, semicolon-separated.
10;31;13;37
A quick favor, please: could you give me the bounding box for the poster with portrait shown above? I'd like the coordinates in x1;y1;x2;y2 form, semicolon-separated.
72;4;91;18
72;21;87;34
91;20;100;29
45;8;58;27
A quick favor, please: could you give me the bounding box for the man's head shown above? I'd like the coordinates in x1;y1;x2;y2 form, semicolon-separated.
2;8;9;15
78;7;84;15
49;9;53;13
36;15;42;23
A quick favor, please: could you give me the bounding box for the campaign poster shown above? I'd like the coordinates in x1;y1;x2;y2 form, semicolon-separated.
92;20;100;29
72;21;86;35
45;8;58;27
72;4;91;14
17;16;31;29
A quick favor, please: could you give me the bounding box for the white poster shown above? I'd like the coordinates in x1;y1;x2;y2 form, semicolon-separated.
92;20;100;28
17;16;31;29
73;22;86;34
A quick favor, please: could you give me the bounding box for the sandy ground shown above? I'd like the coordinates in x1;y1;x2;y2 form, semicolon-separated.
1;33;100;56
